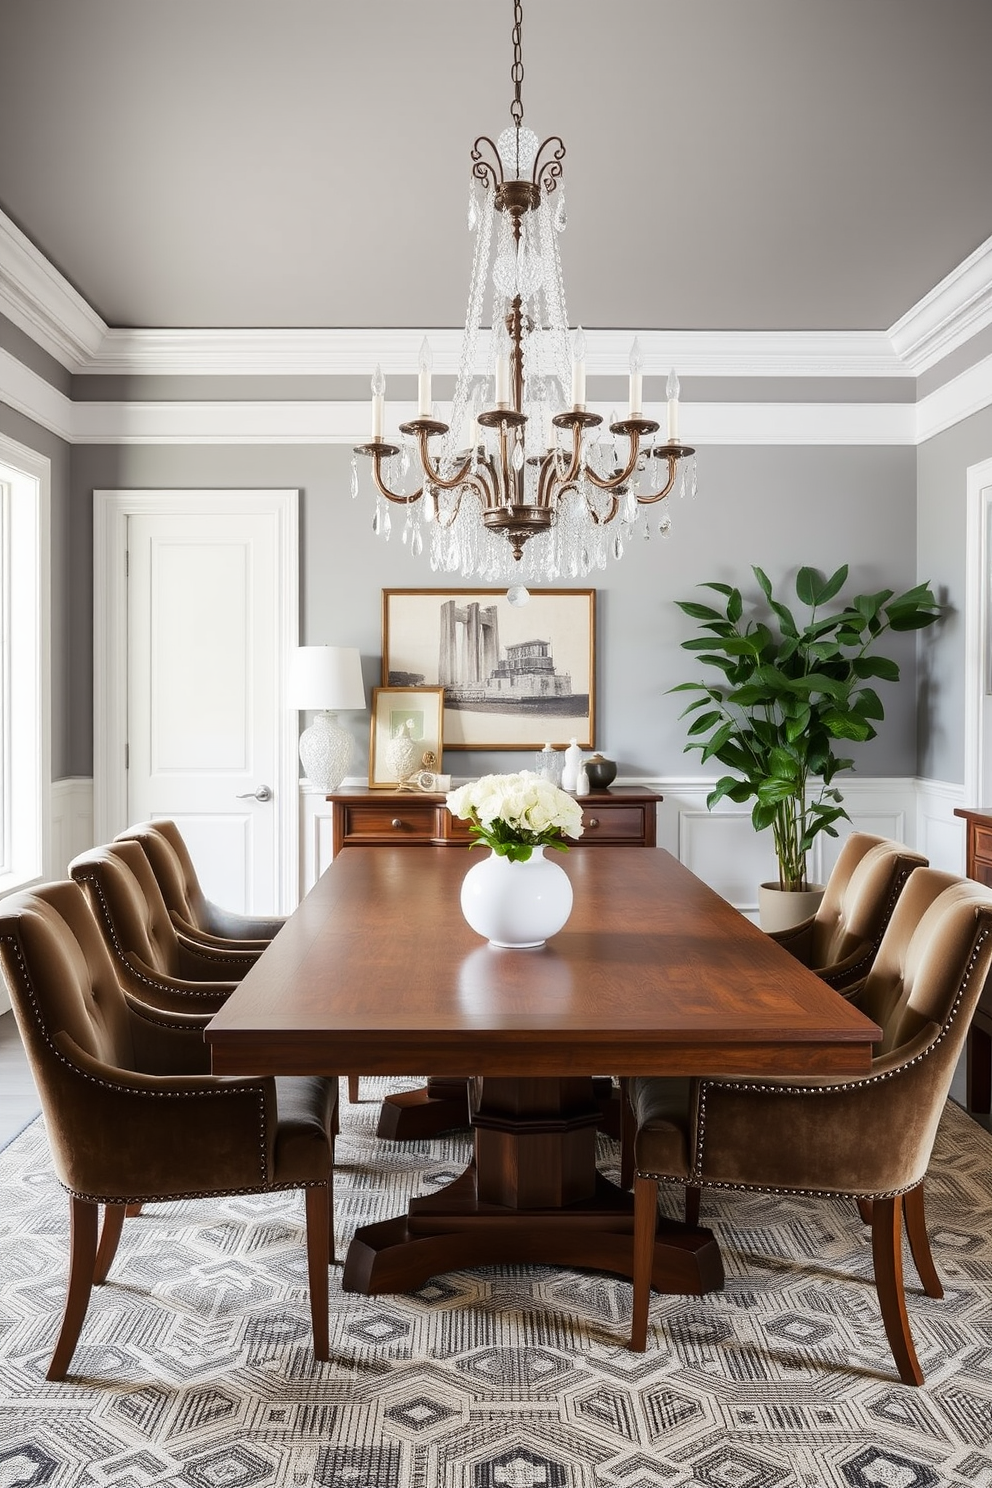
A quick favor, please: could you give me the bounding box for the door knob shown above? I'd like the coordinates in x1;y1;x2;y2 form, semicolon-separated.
236;785;272;802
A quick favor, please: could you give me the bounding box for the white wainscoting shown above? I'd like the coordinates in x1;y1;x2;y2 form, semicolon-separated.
298;774;945;914
50;777;95;878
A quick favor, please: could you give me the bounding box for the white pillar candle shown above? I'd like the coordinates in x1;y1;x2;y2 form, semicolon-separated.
666;367;680;442
628;337;643;418
571;326;587;408
371;364;385;439
418;338;432;418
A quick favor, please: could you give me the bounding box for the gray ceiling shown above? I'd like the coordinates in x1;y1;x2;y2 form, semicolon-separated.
1;0;990;335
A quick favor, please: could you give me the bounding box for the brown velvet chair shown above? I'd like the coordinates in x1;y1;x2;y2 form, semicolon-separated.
626;867;992;1385
113;819;285;948
68;840;259;1015
769;832;928;994
0;879;337;1379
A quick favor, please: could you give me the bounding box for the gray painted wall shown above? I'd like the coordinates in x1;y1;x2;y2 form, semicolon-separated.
917;403;992;784
67;440;921;783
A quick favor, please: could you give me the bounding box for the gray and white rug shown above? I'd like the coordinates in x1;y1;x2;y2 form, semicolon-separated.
1;1079;991;1487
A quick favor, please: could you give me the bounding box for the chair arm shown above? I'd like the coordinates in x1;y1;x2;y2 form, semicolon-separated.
202;901;286;942
122;989;214;1075
49;1030;279;1201
691;1023;943;1198
816;939;876;992
169;910;269;953
119;952;237;1013
766;916;815;964
175;936;261;978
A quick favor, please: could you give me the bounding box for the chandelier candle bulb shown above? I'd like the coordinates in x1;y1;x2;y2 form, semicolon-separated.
667;367;680;441
417;339;433;418
571;326;587;408
371;364;385;440
629;338;643;417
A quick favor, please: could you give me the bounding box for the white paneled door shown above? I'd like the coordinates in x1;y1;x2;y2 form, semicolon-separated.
94;490;299;914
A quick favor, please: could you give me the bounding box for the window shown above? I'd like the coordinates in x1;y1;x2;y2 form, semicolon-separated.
0;433;50;895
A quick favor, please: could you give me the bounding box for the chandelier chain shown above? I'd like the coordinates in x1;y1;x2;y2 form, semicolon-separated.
510;0;524;126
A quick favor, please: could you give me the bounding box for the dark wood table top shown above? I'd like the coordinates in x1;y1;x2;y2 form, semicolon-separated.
206;847;880;1079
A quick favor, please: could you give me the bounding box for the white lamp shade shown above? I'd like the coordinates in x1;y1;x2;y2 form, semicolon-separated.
289;646;366;712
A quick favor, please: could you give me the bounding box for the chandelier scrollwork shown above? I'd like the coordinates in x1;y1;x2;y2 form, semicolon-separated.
352;0;697;583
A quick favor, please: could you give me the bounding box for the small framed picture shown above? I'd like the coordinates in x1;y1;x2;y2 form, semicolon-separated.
369;685;445;788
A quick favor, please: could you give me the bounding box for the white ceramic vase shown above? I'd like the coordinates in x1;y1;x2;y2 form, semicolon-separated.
460;846;573;948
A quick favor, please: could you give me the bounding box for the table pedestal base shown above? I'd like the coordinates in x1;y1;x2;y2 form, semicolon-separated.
375;1077;471;1140
341;1167;723;1297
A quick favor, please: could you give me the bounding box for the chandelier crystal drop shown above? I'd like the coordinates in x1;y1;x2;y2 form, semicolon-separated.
353;0;696;583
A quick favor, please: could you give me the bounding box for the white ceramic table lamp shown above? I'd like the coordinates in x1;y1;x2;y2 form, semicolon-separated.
290;646;366;792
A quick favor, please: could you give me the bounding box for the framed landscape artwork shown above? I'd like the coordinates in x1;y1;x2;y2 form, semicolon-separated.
381;588;595;750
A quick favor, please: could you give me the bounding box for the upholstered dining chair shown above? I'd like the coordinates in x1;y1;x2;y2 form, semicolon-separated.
769;832;928;994
69;840;259;1015
113;818;285;948
0;879;337;1379
626;867;992;1385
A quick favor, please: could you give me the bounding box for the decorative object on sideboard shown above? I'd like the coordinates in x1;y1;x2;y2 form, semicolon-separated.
352;0;696;583
534;743;563;786
290;645;367;792
447;771;583;947
369;685;445;789
673;565;941;930
584;753;617;790
561;737;582;792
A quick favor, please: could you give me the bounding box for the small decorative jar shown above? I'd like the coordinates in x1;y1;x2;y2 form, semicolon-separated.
584;753;617;790
561;738;583;792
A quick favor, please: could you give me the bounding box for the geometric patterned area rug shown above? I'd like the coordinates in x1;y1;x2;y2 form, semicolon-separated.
2;1079;992;1488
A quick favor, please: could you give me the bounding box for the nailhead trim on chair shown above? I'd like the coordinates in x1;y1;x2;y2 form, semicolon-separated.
637;919;992;1202
0;930;271;1188
75;872;228;1003
57;1176;330;1205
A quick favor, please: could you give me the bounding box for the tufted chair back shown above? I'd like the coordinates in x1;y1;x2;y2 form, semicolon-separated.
771;833;928;992
114;819;285;943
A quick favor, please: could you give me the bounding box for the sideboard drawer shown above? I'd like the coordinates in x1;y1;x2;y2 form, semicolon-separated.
580;805;648;844
340;803;436;844
973;824;992;871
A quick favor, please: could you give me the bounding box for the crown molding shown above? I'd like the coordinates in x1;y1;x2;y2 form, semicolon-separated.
0;347;74;441
0;214;106;370
915;351;992;444
888;233;992;375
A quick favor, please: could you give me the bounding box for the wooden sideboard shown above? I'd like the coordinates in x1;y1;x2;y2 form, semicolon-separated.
953;807;992;1113
325;785;662;857
326;783;663;1139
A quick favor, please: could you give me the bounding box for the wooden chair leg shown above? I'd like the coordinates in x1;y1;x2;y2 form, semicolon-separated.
619;1079;635;1191
871;1194;923;1386
630;1173;659;1352
347;1075;360;1104
93;1204;128;1285
48;1196;99;1381
304;1185;330;1362
856;1197;874;1224
902;1181;943;1299
684;1185;701;1227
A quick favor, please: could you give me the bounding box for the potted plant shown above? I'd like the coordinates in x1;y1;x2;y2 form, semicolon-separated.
672;565;940;926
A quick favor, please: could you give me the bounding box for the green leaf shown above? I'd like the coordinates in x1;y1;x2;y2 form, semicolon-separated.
820;709;872;741
852;655;900;681
887;608;941;631
726;588;743;624
701;582;735;597
687;710;723;736
675;600;726;622
852;686;884;721
813;565;850;605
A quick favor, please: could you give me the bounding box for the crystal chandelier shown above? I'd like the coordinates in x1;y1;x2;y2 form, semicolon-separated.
352;0;696;584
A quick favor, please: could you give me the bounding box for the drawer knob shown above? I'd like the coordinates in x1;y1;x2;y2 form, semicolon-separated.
391;818;404;829
588;817;600;828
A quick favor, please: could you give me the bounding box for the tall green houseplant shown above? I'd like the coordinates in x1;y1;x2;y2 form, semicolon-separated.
673;565;940;893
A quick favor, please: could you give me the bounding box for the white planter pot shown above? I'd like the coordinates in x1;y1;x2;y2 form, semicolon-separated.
758;882;826;932
460;846;573;948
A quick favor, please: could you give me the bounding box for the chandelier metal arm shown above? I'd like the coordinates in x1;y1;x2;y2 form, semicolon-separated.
471;137;504;193
354;440;424;507
532;136;565;195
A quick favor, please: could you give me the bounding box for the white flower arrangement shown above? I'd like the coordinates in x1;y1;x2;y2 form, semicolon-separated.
446;770;584;862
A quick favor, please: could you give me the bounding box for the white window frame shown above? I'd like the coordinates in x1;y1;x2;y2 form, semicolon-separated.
0;432;51;897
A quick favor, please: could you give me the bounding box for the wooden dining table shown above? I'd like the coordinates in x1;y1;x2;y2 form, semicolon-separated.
205;846;880;1299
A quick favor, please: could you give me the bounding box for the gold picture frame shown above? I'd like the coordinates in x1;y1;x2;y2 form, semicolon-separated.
369;685;445;788
381;588;595;750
